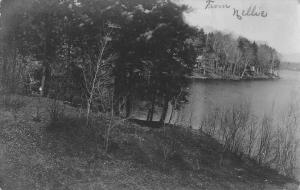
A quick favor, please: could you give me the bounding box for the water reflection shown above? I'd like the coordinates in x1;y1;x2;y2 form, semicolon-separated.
181;70;300;128
179;70;300;179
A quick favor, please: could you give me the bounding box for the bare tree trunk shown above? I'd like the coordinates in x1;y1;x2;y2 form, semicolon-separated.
84;33;111;124
105;90;114;153
125;94;131;118
39;59;51;97
160;96;169;123
147;93;155;121
232;62;237;76
168;104;175;124
40;66;46;96
1;49;8;90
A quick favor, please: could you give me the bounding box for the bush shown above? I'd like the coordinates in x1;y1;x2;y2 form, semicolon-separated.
47;99;66;129
0;95;26;118
245;115;258;156
217;102;250;154
201;102;300;178
32;97;42;122
256;115;274;165
270;105;300;177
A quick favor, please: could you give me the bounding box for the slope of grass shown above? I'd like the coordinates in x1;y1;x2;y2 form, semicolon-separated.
0;95;299;190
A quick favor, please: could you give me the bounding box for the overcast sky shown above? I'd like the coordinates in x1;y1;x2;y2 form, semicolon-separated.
175;0;300;61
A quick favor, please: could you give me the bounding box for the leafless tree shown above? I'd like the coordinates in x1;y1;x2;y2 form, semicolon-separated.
82;23;119;125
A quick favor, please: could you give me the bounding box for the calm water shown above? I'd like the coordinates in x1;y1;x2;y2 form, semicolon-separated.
179;70;300;128
133;70;300;178
178;69;300;179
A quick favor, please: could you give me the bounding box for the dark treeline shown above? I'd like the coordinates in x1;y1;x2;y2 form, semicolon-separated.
0;0;280;122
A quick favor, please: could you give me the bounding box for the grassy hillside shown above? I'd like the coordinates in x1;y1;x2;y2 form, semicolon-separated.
0;95;299;190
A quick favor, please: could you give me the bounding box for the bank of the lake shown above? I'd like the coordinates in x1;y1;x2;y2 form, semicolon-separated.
0;95;299;190
190;71;280;81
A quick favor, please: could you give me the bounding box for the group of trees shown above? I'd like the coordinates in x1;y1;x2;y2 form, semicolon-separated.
193;30;280;78
0;0;197;122
0;0;281;122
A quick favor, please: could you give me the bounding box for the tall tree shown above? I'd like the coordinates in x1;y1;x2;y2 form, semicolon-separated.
113;1;197;121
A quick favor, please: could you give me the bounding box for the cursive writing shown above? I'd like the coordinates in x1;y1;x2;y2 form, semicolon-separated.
203;1;268;20
205;0;231;9
233;5;268;20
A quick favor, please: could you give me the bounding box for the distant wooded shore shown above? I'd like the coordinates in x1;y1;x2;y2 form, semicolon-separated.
189;71;280;81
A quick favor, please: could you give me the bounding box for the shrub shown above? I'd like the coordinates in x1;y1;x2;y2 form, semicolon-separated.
202;107;220;137
32;97;42;122
0;95;26;118
47;99;66;129
217;102;250;154
160;137;178;161
256;115;274;165
201;101;300;178
245;115;259;156
270;105;300;177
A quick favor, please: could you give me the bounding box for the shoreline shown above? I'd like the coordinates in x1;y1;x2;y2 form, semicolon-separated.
188;72;280;81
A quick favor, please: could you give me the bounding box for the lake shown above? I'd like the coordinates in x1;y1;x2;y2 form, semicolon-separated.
132;69;300;179
178;69;300;179
178;70;300;128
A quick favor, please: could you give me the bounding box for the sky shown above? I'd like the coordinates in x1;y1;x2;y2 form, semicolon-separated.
175;0;300;62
